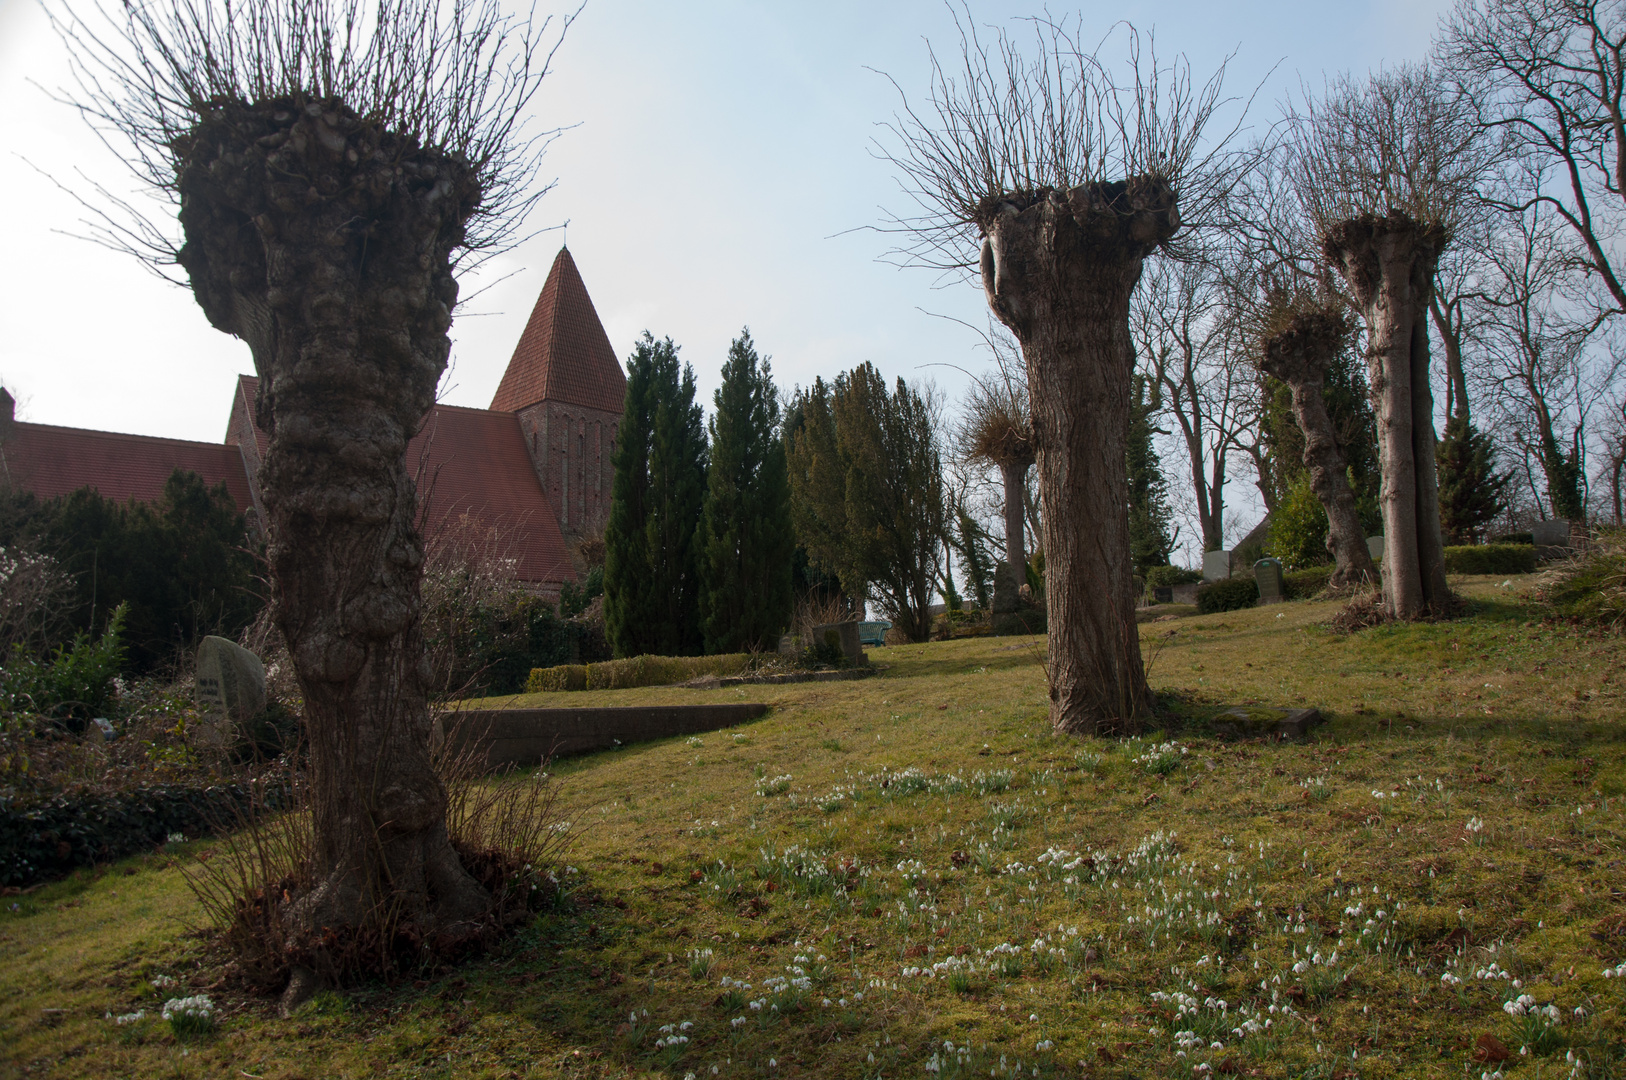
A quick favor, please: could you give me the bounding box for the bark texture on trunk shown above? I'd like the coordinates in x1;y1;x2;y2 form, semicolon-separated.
993;457;1033;613
1260;308;1377;588
1322;213;1450;618
173;96;489;943
978;178;1175;734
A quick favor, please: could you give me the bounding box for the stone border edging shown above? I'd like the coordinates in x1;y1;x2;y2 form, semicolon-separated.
439;703;770;770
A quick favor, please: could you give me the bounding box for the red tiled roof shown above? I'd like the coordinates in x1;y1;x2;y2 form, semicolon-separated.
1;421;256;514
234;376;573;586
489;247;627;415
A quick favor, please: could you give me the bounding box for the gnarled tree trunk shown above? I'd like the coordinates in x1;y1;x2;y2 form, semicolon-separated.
1260;308;1377;588
1322;213;1450;618
993;456;1033;613
978;179;1175;733
173;96;490;945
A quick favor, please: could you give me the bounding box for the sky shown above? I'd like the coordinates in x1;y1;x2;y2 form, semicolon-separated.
0;0;1451;560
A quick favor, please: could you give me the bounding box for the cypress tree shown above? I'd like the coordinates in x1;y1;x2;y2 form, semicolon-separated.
604;333;707;657
1126;374;1174;572
1437;417;1510;544
698;329;793;653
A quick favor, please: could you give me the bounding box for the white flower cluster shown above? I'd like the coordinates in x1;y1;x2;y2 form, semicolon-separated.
161;995;214;1022
754;774;793;797
653;1021;693;1049
1601;961;1626;978
149;974;177;990
1503;994;1561;1022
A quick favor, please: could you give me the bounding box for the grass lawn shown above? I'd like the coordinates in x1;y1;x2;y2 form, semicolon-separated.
3;575;1623;1079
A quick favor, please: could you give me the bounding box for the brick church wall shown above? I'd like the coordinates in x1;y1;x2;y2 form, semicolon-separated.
516;399;618;544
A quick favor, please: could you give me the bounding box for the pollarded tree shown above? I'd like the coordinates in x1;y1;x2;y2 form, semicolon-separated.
1287;64;1489;618
878;15;1248;731
51;0;573;970
697;329;793;654
1257;294;1378;587
959;370;1035;613
605;334;708;657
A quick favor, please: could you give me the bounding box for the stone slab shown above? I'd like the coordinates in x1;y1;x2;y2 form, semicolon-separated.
811;621;866;664
441;703;770;770
194;636;266;749
1171;583;1200;606
1203;550;1232;582
1211;706;1325;741
1532;519;1571;547
1366;535;1385;561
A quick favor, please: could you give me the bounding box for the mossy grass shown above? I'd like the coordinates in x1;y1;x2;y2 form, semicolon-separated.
3;575;1623;1078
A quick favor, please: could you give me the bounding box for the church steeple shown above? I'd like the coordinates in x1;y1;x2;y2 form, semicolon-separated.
490;247;625;415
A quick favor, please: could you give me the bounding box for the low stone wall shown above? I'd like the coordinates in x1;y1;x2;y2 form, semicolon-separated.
440;703;769;770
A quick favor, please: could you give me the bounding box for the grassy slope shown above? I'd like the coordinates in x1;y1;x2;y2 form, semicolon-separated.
3;575;1623;1080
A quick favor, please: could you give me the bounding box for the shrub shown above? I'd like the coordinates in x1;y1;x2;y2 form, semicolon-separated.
1442;544;1538;576
0;604;128;732
1268;474;1333;570
1537;529;1626;630
1196;577;1258;614
525;652;757;694
1145;565;1203;588
0;779;285;888
1284;565;1334;599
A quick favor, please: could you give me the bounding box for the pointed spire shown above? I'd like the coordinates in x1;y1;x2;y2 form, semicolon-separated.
490;247;626;415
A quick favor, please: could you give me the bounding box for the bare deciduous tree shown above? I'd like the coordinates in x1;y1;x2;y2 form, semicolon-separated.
878;13;1248;732
1287;63;1486;618
1442;0;1626;320
52;0;574;988
1131;257;1260;556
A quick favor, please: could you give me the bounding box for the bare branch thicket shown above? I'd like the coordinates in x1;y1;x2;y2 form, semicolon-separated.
1285;63;1490;241
1440;0;1626;318
873;9;1257;276
46;0;577;279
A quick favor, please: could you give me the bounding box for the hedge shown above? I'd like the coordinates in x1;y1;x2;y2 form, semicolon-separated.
1443;544;1537;575
1284;565;1334;599
0;781;285;888
1196;577;1259;614
525;652;756;694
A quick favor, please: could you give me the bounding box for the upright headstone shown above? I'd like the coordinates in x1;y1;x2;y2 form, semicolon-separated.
194;636;267;750
1532;519;1570;548
1254;558;1286;605
1366;535;1384;561
811;621;865;665
1203;550;1231;582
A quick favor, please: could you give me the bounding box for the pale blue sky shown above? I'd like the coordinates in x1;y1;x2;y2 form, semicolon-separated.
0;0;1451;554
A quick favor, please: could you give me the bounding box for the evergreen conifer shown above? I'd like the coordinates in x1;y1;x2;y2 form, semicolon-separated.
1126;375;1174;572
697;330;793;653
1437;416;1510;544
604;334;707;657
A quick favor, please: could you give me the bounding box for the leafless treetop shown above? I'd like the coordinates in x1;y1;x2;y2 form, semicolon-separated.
48;0;577;272
1284;62;1491;239
874;7;1258;272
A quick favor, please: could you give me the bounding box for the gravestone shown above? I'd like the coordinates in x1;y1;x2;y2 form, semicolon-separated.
1203;550;1232;582
778;634;799;657
1171;583;1200;605
1366;535;1384;561
1212;706;1325;741
810;621;865;665
1532;519;1570;548
1153;586;1174;604
194;636;267;749
1254;558;1286;605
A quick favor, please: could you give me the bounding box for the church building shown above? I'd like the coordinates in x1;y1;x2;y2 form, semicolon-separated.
0;247;622;597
